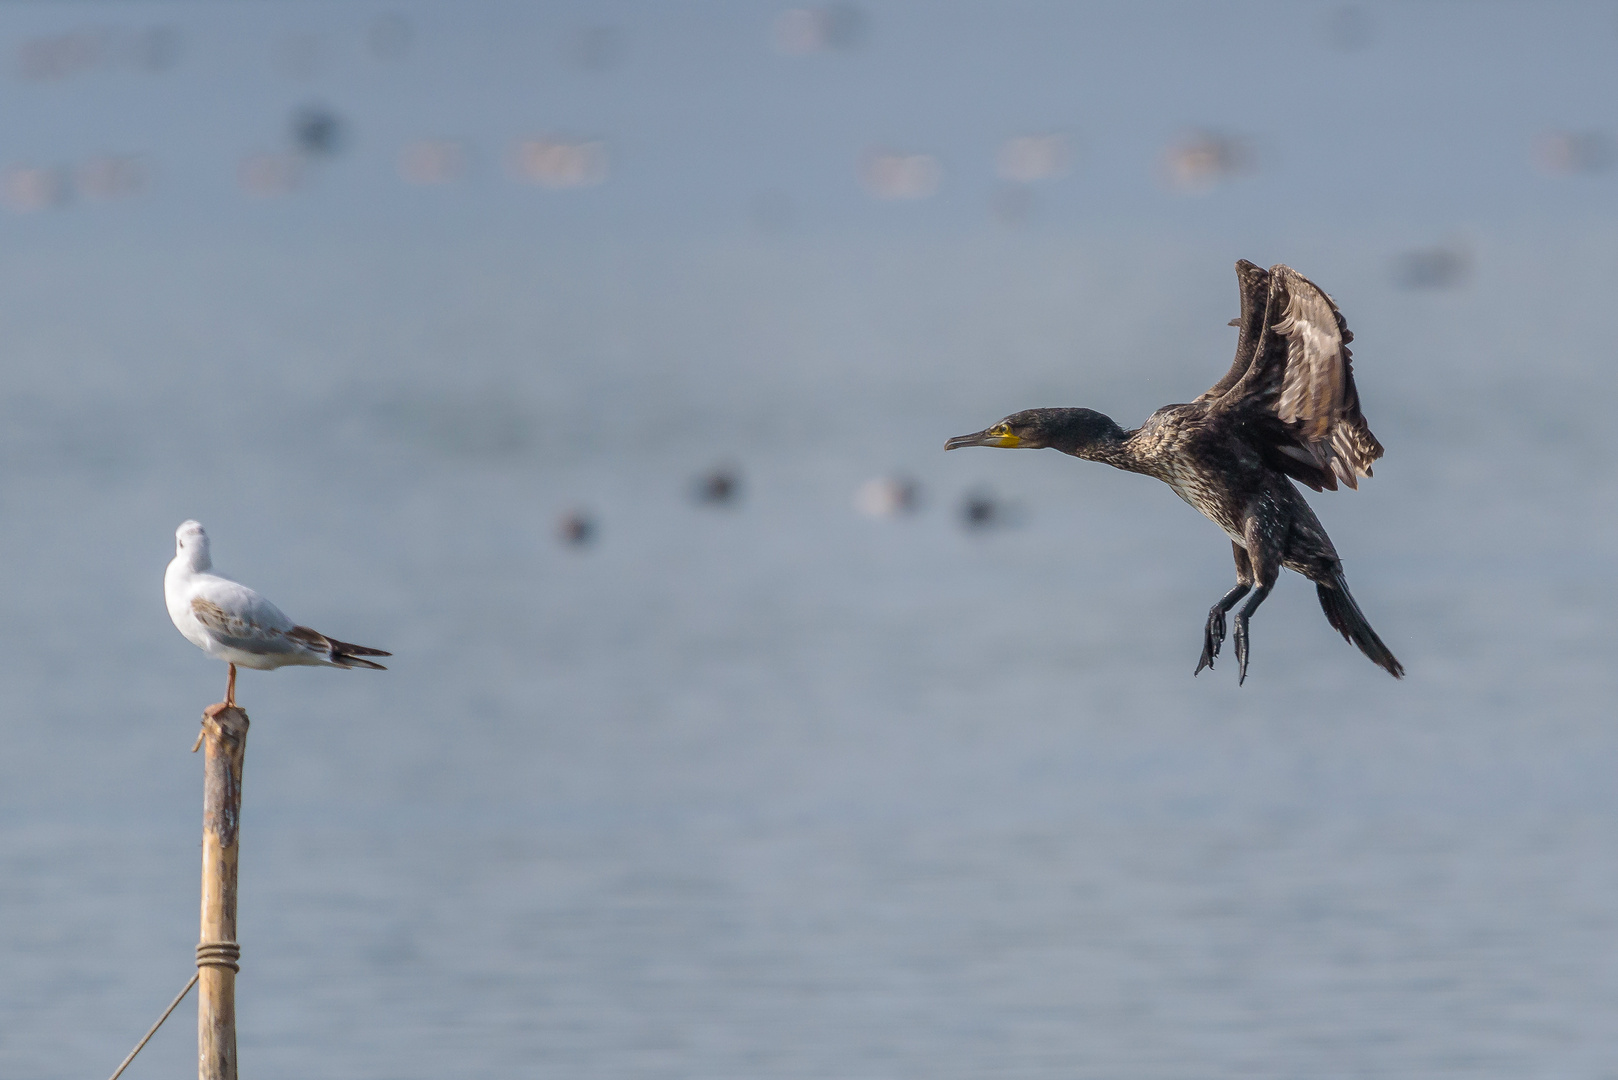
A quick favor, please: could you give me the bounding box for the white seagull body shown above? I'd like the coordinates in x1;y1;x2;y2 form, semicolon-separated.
165;520;389;706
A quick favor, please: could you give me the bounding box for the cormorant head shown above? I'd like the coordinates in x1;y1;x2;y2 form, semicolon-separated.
945;408;1125;455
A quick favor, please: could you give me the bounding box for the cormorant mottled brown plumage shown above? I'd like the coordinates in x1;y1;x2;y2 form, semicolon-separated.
945;260;1403;684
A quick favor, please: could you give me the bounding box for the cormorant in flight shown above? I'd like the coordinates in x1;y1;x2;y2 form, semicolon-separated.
946;260;1402;684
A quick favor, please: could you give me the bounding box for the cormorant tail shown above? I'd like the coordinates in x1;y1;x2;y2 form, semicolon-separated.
1316;571;1403;678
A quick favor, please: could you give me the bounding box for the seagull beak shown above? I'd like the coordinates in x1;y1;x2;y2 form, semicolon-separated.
945;428;1020;450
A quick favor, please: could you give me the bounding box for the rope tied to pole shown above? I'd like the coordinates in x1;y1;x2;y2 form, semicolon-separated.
105;972;199;1080
196;940;242;974
103;937;242;1080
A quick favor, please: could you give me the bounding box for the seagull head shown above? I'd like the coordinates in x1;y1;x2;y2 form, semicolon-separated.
175;520;212;572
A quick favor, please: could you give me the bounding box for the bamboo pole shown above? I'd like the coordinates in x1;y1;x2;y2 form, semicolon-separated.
196;703;248;1080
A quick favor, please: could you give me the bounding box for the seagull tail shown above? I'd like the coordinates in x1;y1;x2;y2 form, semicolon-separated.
290;626;391;670
328;637;390;670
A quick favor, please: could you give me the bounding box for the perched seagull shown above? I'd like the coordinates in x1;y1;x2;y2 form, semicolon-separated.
165;520;390;707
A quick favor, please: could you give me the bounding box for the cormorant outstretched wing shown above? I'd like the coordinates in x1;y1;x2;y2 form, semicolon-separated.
1195;259;1272;405
1198;261;1385;492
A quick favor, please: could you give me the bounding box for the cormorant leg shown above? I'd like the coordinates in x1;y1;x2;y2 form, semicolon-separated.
1231;582;1273;685
1231;533;1281;684
1196;542;1254;675
226;663;237;707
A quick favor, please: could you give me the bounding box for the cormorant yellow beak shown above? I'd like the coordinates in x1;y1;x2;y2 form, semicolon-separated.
945;426;1021;450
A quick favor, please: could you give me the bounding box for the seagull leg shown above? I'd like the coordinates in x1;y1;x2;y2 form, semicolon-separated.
1196;544;1254;675
197;665;239;748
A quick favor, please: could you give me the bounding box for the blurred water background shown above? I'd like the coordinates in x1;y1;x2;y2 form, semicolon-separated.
4;2;1618;1077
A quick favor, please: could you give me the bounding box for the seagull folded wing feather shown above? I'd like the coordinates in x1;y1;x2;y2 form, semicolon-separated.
190;593;303;659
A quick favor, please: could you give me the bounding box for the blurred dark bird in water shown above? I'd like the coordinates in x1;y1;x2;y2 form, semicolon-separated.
292;104;345;157
694;466;742;506
558;510;596;547
960;489;1001;529
947;260;1402;684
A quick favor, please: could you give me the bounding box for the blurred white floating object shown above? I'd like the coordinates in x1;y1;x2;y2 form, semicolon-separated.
773;5;865;54
14;25;179;81
78;155;146;200
238;153;302;197
15;30;102;81
854;477;920;518
1160;130;1253;193
861;149;940;199
997;133;1072;183
1534;131;1613;175
513;138;608;188
3;157;147;211
1;167;68;212
400;140;467;185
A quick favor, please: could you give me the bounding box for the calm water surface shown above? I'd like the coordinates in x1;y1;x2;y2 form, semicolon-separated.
0;232;1615;1079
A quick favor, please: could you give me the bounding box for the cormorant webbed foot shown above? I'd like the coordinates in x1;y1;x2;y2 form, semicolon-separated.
1196;609;1225;675
1195;582;1251;676
1233;614;1252;685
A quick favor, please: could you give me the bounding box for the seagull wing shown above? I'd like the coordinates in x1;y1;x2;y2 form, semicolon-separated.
1201;263;1385;492
189;579;307;659
191;579;390;669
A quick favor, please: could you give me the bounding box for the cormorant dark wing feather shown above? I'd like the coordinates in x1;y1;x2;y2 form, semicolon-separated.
1205;263;1385;491
1194;259;1272;406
